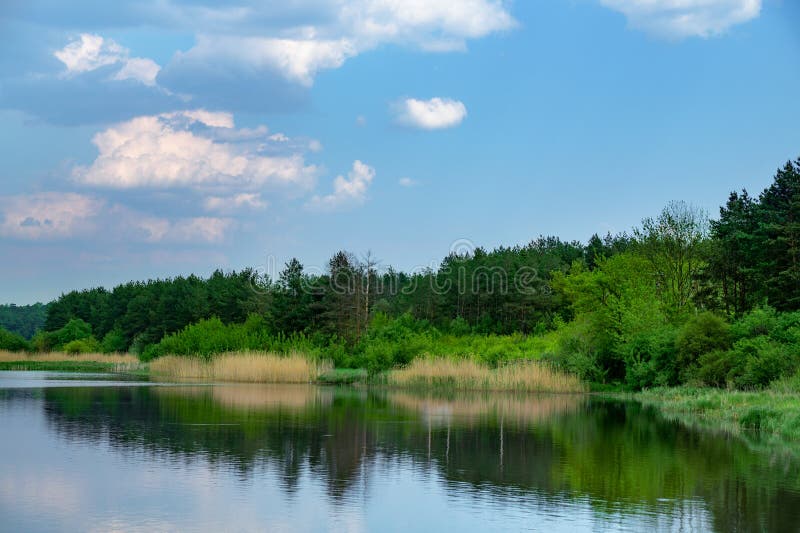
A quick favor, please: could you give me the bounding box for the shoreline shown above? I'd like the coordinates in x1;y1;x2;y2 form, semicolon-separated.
3;357;799;456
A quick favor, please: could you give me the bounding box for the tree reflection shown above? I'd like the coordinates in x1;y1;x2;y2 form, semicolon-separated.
40;385;800;532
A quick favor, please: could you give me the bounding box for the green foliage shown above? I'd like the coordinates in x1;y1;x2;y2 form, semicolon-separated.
675;312;731;375
0;303;47;339
101;328;128;353
43;269;268;353
730;306;778;339
696;350;736;388
141;315;320;362
695;335;799;390
30;318;95;352
623;326;679;389
0;327;31;352
731;337;795;389
62;337;102;354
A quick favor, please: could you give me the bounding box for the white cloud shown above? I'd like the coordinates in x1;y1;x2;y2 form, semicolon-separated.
167;0;515;86
54;33;161;85
600;0;761;39
398;177;417;187
177;34;356;87
307;160;375;211
0;192;232;243
165;217;233;243
112;57;161;86
393;97;467;130
0;193;103;240
72;110;318;193
204;193;268;213
54;34;124;73
113;207;233;243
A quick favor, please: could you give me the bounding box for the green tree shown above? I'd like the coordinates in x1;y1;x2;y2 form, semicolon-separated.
635;201;709;317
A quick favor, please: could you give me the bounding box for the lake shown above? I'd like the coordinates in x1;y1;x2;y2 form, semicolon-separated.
0;371;798;532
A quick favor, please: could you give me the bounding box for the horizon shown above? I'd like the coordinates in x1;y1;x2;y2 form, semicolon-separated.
2;1;799;305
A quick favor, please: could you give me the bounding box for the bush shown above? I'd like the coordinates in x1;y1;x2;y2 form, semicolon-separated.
696;349;738;388
53;318;93;347
29;318;94;352
62;337;102;354
732;336;796;389
730;307;778;340
141;315;324;362
675;312;731;377
623;326;679;389
101;328;128;353
0;327;31;352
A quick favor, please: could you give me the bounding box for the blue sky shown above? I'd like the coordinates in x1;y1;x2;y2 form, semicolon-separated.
1;0;799;304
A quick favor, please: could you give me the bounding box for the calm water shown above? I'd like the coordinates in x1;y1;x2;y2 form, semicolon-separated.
1;372;798;532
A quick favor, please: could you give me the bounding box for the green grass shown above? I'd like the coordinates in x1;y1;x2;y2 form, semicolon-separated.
609;385;800;454
316;368;369;385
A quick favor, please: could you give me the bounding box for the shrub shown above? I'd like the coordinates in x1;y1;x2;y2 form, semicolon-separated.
53;318;93;347
732;336;796;389
29;318;94;352
675;312;731;377
62;337;102;354
0;327;31;352
141;315;325;362
730;306;778;340
101;328;128;353
772;311;800;345
696;349;738;388
623;326;679;389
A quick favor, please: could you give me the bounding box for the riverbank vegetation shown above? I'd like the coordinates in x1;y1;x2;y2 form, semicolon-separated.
150;352;328;383
387;358;585;393
1;156;799;397
0;350;141;373
630;376;800;444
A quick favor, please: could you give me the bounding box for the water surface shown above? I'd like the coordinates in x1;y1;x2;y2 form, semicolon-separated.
1;371;798;532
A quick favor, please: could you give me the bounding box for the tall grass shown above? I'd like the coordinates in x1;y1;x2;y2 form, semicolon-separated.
388;357;586;393
633;385;800;444
0;350;138;364
0;350;142;373
150;351;330;383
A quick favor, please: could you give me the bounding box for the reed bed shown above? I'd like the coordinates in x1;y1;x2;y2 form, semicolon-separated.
0;350;139;364
0;351;142;373
388;357;586;393
150;351;330;383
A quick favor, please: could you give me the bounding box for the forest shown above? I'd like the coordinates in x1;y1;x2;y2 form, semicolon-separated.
2;157;799;391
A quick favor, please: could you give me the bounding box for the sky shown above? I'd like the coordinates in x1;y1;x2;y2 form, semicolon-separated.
1;0;799;304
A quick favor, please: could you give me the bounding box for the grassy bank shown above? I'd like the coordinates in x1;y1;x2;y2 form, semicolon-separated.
0;351;143;373
614;379;800;448
149;351;331;383
387;357;586;393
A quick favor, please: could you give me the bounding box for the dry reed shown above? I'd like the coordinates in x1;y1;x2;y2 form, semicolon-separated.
0;350;138;364
150;351;329;383
388;357;586;393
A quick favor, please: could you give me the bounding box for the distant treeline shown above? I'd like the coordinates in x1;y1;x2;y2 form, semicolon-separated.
2;157;799;389
0;303;47;339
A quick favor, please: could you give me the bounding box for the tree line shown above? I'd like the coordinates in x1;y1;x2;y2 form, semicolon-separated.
2;157;799;389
